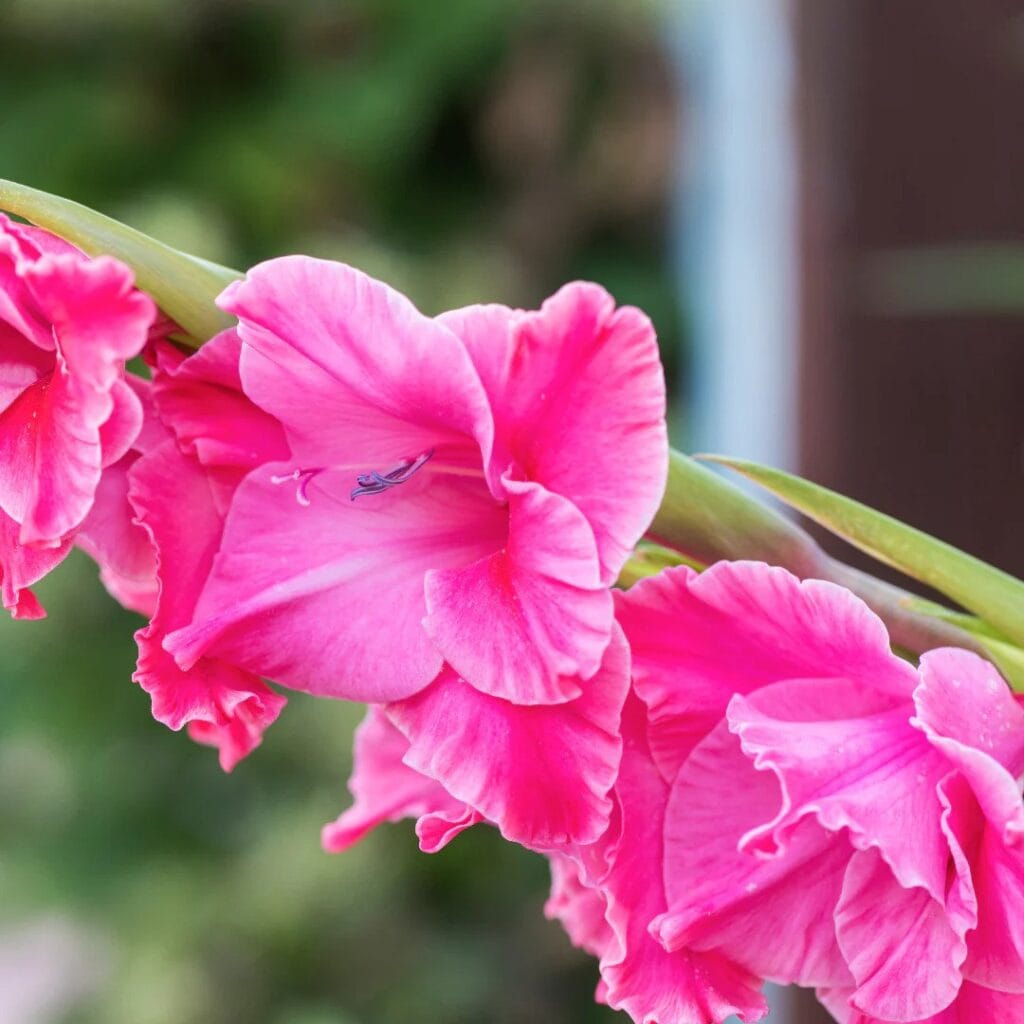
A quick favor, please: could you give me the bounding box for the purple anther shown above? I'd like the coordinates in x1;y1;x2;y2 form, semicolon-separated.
350;448;435;500
270;466;323;507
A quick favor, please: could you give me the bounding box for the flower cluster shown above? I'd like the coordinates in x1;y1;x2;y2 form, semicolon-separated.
3;221;1023;1023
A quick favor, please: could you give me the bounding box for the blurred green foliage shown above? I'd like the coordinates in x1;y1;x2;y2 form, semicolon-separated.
0;1;680;1021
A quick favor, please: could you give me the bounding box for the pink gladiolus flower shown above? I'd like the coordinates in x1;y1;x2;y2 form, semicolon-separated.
0;214;155;617
129;333;289;770
165;257;665;842
616;561;1024;1024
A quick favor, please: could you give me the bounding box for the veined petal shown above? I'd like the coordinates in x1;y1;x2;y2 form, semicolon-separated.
658;717;853;989
167;462;505;703
836;846;972;1021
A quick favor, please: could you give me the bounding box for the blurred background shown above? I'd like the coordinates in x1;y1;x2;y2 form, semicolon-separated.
1;1;1022;1022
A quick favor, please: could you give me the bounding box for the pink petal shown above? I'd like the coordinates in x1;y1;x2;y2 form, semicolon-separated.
98;376;144;469
728;678;952;897
76;451;158;616
658;715;853;988
596;699;769;1024
914;648;1024;839
221;256;493;473
424;477;612;704
321;707;481;855
152;330;288;479
387;625;630;848
545;854;614;959
835;846;971;1021
938;770;1024;995
1;253;153;545
439;283;667;584
616;561;916;781
130;441;285;772
166;462;505;703
822;981;1024;1023
0;323;50;413
0;506;68;619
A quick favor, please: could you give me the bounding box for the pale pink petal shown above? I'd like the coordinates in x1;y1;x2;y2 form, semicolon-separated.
439;283;667;584
130;441;285;771
835;846;971;1021
616;561;916;781
221;256;493;473
658;715;853;988
166;462;505;703
321;707;481;855
424;477;612;704
387;625;630;848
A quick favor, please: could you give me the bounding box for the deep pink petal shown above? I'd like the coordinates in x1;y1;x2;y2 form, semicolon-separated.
728;678;952;897
616;562;916;781
545;854;614;960
915;648;1024;840
387;625;630;848
822;982;1024;1023
76;451;158;616
130;441;285;771
221;256;493;472
166;462;505;703
0;253;153;545
658;716;853;988
439;283;667;584
321;707;481;855
0;506;68;619
99;376;144;469
152;330;289;479
424;477;612;704
594;699;769;1024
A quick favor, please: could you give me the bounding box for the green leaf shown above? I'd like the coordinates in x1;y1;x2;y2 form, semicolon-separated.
704;455;1024;650
0;179;240;345
616;540;701;589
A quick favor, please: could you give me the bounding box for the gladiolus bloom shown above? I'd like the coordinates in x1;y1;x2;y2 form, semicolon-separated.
617;561;1024;1023
166;257;665;841
0;215;154;616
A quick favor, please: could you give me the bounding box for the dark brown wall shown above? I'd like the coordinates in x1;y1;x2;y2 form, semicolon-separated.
798;0;1024;582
